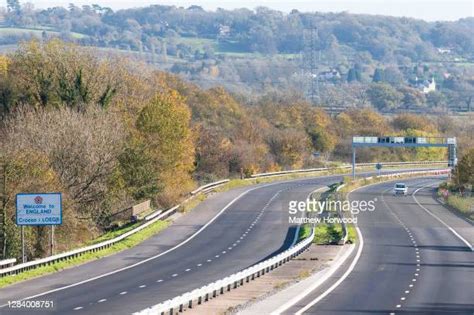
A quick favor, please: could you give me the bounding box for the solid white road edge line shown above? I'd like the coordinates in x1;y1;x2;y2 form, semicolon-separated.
271;242;356;315
0;170;422;307
272;185;367;315
0;180;295;307
287;175;449;315
292;227;363;315
413;184;473;251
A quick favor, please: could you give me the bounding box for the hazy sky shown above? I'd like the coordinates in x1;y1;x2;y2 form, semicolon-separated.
16;0;474;21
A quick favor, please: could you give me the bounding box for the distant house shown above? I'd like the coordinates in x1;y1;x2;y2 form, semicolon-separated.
318;69;341;81
437;47;452;54
219;25;231;37
412;76;436;94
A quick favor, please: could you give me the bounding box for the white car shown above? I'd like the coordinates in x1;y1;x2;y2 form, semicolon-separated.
394;183;408;196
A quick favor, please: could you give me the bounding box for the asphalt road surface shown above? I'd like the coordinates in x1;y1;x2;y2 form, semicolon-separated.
0;175;336;315
285;176;473;315
0;170;451;315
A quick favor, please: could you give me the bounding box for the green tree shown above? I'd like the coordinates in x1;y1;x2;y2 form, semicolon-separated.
6;0;22;26
400;87;426;109
117;140;160;201
452;149;474;189
7;0;21;13
367;83;403;111
347;68;361;83
308;127;336;154
7;40;121;111
426;91;447;110
372;68;385;83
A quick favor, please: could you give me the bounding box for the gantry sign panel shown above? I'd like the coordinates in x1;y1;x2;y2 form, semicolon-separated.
351;136;457;177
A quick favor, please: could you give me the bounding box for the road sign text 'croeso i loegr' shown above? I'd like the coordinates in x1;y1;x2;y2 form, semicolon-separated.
16;193;62;225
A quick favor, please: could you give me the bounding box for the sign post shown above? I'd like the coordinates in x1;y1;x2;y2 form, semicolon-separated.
16;193;62;260
21;226;25;263
376;163;383;176
50;225;55;256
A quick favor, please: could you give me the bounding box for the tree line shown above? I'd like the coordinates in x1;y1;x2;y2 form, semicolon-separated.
3;2;473;60
0;40;471;261
1;2;473;114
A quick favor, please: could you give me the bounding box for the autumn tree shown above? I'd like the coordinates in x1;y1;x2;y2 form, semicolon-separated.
194;125;232;180
136;91;195;205
452;149;474;190
367;83;403;111
392;114;436;133
5;40;122;112
3;107;124;226
267;128;310;169
116;138;160;201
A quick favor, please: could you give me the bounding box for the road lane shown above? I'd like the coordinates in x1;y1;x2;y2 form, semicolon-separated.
289;177;473;314
1;177;330;315
0;169;443;315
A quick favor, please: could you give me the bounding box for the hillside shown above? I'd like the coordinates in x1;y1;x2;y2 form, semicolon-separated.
0;3;473;114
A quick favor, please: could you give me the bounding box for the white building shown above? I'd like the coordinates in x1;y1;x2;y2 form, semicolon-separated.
413;76;436;94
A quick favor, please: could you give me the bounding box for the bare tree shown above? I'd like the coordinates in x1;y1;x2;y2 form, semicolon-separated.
2;106;125;223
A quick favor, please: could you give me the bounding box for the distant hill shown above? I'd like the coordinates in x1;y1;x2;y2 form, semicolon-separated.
0;3;473;114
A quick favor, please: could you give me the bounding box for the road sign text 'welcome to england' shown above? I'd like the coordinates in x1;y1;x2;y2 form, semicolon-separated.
16;193;62;226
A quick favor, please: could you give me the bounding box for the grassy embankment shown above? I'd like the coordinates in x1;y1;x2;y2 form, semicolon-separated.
438;183;474;221
0;220;169;288
445;196;474;220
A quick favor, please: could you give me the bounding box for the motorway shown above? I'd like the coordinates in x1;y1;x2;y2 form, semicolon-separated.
0;173;341;314
283;176;474;314
1;171;468;315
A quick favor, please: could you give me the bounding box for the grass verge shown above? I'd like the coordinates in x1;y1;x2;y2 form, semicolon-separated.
298;224;312;240
313;223;343;245
88;222;142;245
0;220;169;288
445;195;474;221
